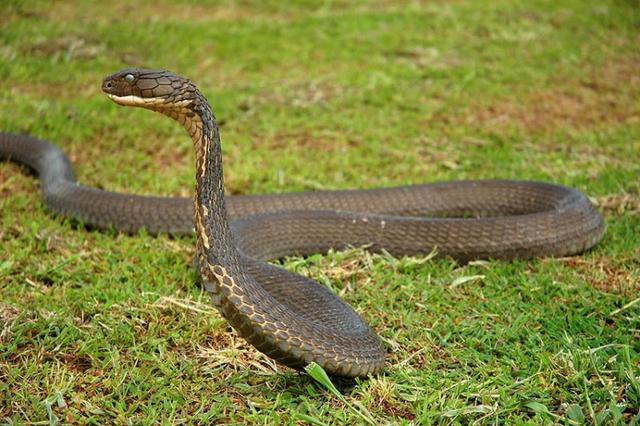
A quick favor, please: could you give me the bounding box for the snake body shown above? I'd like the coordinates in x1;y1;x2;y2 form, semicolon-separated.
0;69;605;377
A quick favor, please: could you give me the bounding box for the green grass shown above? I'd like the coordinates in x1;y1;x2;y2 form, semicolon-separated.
1;0;639;423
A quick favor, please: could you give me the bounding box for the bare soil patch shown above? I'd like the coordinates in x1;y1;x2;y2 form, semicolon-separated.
470;54;640;134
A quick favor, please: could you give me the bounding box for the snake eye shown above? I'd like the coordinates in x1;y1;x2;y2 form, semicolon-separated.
124;74;135;83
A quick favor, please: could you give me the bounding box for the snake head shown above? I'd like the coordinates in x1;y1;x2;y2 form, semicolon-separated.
102;68;215;140
102;68;199;112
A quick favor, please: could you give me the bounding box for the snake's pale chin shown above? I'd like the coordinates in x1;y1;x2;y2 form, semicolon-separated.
107;94;160;108
107;94;195;116
107;94;141;106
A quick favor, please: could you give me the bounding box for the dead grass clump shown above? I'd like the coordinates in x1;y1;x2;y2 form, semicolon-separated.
561;256;639;294
597;193;640;217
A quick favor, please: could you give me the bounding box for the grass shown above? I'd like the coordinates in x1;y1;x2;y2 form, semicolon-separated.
1;0;639;423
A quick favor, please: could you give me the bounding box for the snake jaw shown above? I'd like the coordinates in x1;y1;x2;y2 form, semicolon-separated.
106;94;141;106
107;93;164;108
106;93;195;118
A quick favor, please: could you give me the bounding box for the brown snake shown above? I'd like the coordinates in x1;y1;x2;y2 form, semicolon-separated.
0;68;605;377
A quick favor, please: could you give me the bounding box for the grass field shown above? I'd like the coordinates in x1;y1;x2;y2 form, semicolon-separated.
1;0;639;424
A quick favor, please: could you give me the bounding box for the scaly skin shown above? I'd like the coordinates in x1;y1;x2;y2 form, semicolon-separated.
0;68;605;377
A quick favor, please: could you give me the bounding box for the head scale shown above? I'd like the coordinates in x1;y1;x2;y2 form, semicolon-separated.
102;68;198;112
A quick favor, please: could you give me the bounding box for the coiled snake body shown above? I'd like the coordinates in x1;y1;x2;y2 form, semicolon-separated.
0;69;605;377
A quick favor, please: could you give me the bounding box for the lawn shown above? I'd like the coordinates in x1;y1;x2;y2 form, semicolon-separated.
1;0;639;424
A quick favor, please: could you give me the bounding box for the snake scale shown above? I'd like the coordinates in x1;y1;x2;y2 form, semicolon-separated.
0;68;605;377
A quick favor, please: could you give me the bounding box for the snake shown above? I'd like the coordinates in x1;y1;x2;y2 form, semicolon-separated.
0;68;605;378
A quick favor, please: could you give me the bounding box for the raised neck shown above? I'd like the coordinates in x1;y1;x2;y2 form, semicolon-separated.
181;92;238;268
